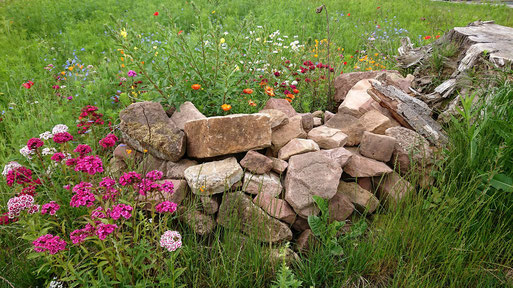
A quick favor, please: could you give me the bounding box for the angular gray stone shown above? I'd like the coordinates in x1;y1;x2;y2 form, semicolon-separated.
325;113;365;146
184;157;243;195
200;196;220;214
165;158;198;179
120;102;186;162
243;172;283;197
217;192;293;243
385;127;433;174
182;210;216;235
270;157;288;174
308;126;348;149
184;114;271;159
278;138;320;161
284;151;343;218
170;101;207;130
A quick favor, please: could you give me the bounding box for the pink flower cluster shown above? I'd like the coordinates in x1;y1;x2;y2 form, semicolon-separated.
53;132;74;144
33;234;67;254
7;194;37;219
41;201;60;216
99;177;118;200
95;223;118;240
6;166;33;186
155;201;177;214
70;223;95;245
27;138;44;150
70;182;96;207
91;207;107;219
109;204;133;220
137;178;161;196
119;172;142;186
74;144;92;156
146;170;164;181
99;134;118;148
74;155;104;175
160;230;182;252
51;152;66;162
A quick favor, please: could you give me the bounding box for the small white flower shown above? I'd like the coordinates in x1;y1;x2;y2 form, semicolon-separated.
255;38;261;42
20;146;34;159
39;131;53;140
42;147;57;156
2;161;21;176
223;31;229;35
256;25;263;29
292;80;298;86
52;124;69;134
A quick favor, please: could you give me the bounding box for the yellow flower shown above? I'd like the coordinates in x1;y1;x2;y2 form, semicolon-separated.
68;66;73;71
200;186;205;192
126;149;132;154
314;54;318;58
374;53;379;57
143;149;148;153
212;10;215;14
120;28;127;39
134;47;138;50
220;38;225;44
153;46;157;49
60;71;65;75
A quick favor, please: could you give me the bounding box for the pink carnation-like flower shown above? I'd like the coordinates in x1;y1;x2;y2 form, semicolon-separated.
65;158;78;166
27;138;44;150
160;230;182;252
95;223;118;240
127;70;137;77
160;181;175;194
7;194;36;219
41;201;60;216
27;204;40;214
74;144;92;156
155;201;177;214
91;207;107;219
145;170;164;181
99;177;118;200
99;134;118;148
70;223;95;245
70;182;96;207
75;155;104;175
109;204;133;220
51;152;66;162
33;234;67;254
53;132;74;143
119;172;141;186
137;178;161;196
6;166;33;187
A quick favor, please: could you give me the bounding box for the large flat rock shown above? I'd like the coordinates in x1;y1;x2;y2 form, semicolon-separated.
184;157;243;195
184;114;271;159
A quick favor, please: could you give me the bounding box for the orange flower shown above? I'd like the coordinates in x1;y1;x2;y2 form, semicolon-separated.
221;104;232;111
68;66;74;71
248;99;256;106
264;86;275;97
424;36;432;40
243;88;253;94
293;89;299;94
259;80;268;87
191;84;201;90
286;94;295;100
285;98;292;103
435;35;441;39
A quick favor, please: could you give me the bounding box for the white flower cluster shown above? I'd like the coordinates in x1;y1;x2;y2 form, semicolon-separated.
52;124;69;134
20;146;34;159
2;161;21;176
160;230;182;252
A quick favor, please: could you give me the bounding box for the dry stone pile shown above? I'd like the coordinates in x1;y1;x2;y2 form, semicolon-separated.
114;74;437;248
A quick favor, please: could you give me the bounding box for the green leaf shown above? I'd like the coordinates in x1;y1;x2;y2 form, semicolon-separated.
490;174;513;192
307;215;323;238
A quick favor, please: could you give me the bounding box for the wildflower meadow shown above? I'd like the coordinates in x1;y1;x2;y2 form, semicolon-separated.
1;0;512;287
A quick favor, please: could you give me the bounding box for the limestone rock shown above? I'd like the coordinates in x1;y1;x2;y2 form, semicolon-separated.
308;126;348;149
253;193;296;224
344;153;393;178
312;111;324;118
313;117;322;127
359;131;396;162
185;114;271;158
240;150;273;174
325;113;365;146
337;79;377;117
385;127;434;174
184;157;243;195
278;138;320;161
119;102;186;162
243;172;283;197
360;110;395;134
113;144;142;162
284;151;343;218
170;101;206;130
217;192;293;243
141;154;167;175
108;158;127;177
329;191;355;222
259;109;289;129
182;210;216;235
319;147;353;168
375;171;414;207
271;115;307;150
263;98;297;118
324;111;335;123
165;159;198;179
337;181;379;213
200;196;220;214
270;157;288;174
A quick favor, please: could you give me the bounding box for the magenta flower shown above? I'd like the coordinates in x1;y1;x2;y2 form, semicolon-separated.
109;204;133;220
6;166;33;187
95;223;118;240
91;207;107;219
137;178;160;196
119;172;141;186
70;224;95;245
160;181;175;194
160;230;182;252
145;170;164;181
75;155;104;175
33;234;67;254
51;152;66;162
74;144;92;157
155;201;177;214
27;138;44;150
127;70;137;77
41;201;60;216
7;194;35;219
70;182;96;207
99;134;118;148
53;132;73;143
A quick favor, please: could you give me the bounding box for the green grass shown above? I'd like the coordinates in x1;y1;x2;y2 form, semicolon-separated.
1;0;512;287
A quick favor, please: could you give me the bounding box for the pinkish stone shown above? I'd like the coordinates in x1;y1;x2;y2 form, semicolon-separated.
344;153;393;178
359;131;396;162
240;150;273;174
308;126;348;149
253;193;296;224
271;115;307;150
337;181;379;213
278;138;320;161
263;98;297;118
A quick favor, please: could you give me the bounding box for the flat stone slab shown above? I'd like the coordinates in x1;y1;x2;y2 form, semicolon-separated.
184;157;243;195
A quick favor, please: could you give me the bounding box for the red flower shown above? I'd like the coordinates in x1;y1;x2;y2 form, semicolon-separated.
178;30;183;35
435;35;441;39
377;6;381;9
23;81;34;89
347;13;351;16
153;12;159;16
274;71;280;77
343;62;347;65
424;36;432;40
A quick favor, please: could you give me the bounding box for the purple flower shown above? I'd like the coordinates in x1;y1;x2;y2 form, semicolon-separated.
155;201;177;214
95;223;118;240
27;138;44;150
127;70;137;77
41;201;60;216
75;155;104;175
33;234;67;254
